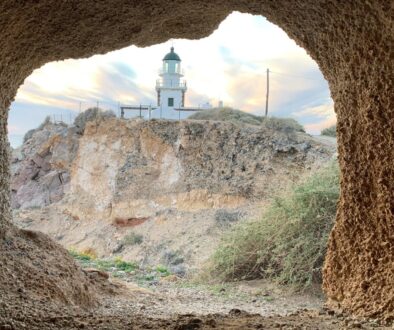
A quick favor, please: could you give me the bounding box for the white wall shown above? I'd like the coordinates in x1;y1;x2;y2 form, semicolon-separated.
154;89;186;120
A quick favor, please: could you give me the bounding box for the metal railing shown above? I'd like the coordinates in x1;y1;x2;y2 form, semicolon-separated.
155;80;187;89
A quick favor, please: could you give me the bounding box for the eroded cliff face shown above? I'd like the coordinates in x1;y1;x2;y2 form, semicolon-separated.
13;118;332;215
66;119;329;221
12;118;334;272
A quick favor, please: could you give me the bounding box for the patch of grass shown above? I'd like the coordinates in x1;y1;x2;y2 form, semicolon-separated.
69;250;138;273
68;248;96;261
206;161;339;291
122;232;143;246
95;259;116;271
321;124;336;137
114;257;138;272
156;265;171;277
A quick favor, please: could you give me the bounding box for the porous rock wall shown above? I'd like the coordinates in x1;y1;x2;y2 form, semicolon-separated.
0;0;393;319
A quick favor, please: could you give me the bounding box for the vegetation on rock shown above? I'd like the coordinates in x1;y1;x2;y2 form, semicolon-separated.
321;125;336;137
189;107;262;126
261;117;305;133
74;107;116;134
207;161;339;291
189;107;305;132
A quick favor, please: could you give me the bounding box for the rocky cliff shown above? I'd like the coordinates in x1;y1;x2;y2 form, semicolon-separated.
12;117;335;274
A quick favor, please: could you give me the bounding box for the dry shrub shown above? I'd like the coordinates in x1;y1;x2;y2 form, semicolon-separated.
207;161;339;291
321;125;337;137
189;107;305;133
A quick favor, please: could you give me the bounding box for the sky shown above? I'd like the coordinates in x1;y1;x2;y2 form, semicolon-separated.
8;11;336;148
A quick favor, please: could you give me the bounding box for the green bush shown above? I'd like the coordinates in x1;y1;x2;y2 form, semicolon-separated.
207;161;339;291
321;125;336;137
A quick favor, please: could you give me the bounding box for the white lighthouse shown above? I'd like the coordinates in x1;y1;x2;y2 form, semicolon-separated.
155;47;187;119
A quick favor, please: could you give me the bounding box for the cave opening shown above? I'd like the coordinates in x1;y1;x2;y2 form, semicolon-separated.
9;11;337;321
0;1;393;327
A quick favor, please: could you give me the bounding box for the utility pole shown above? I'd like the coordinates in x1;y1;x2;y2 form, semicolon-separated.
265;68;270;117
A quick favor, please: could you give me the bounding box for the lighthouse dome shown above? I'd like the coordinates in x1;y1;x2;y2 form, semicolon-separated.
163;47;181;61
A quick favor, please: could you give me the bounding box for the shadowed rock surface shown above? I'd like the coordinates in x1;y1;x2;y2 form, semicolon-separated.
0;0;393;323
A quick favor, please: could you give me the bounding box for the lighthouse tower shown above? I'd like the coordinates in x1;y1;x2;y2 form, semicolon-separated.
155;47;187;119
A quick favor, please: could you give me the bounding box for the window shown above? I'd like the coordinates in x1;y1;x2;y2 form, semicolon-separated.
168;98;174;107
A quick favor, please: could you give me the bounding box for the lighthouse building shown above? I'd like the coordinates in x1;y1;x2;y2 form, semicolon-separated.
121;46;211;119
155;47;187;119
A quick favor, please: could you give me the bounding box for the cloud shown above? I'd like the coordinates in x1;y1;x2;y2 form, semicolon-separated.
293;103;334;118
10;11;335;144
304;116;337;135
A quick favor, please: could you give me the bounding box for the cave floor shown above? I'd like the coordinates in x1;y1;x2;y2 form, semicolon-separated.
1;277;391;330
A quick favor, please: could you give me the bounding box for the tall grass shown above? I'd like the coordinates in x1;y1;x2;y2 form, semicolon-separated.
207;161;339;291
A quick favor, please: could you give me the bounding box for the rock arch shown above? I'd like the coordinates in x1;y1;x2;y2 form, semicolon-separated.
0;0;393;319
